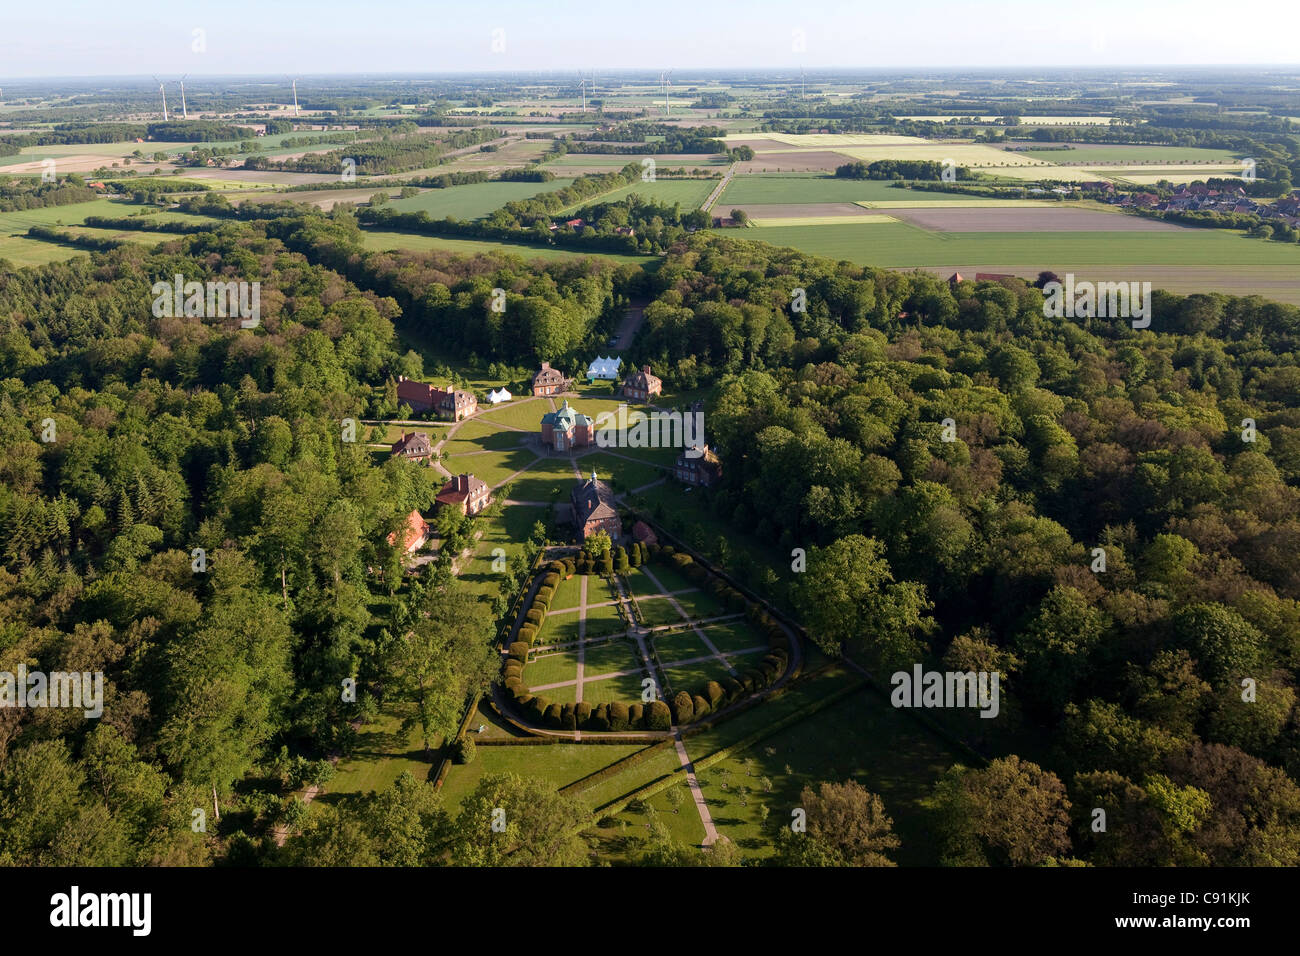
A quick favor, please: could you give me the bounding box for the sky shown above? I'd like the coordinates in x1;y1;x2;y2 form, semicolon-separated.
2;0;1299;78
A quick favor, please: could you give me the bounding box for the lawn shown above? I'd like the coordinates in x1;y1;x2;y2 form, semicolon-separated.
538;609;583;645
663;658;735;695
456;503;547;600
505;455;580;502
477;397;553;431
670;587;728;620
698;621;765;654
386;178;576;220
579;669;650;705
682;678;960;865
325;709;439;797
584;600;627;638
576;451;663;494
550;573;585;612
438;742;646;811
0;235;86;267
651;629;713;664
638;595;690;628
440;417;524;456
582;639;644;677
444;447;538;491
524;648;580;688
582;746;683;810
636;562;697;595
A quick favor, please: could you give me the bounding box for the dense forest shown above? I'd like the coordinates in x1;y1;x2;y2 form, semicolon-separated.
3;188;1300;865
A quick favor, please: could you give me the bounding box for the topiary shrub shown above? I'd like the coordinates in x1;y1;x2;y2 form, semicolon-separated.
646;700;672;730
544;703;563;728
609;701;630;731
451;735;476;764
628;702;645;728
600;551;613;575
505;676;523;695
590;703;610;731
629;543;643;568
536;585;554;605
517;624;538;645
561;703;578;731
543;572;560;588
508;642;529;662
530;696;550;722
704;681;725;710
525;609;544;627
721;677;743;701
563;557;576;575
575;701;593;726
671;691;694;724
614;547;629;574
692;694;710;719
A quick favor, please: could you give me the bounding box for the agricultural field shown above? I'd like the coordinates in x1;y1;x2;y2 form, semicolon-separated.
558;177;716;213
385;178;576;220
718;174;919;205
1017;144;1242;164
358;228;656;265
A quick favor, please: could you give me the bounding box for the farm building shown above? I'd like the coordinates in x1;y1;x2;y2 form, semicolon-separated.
586;356;622;381
622;365;662;402
396;376;478;421
541;400;595;451
436;473;491;516
675;445;722;487
487;387;512;404
531;361;566;396
390;431;433;463
571;471;621;543
387;510;431;555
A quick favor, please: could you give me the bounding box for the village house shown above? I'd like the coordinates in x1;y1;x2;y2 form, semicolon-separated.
396;376;478;421
622;364;662;402
436;473;491;516
390;431;433;463
540;400;596;451
531;361;567;396
675;445;722;487
614;225;636;237
571;471;621;543
387;510;430;555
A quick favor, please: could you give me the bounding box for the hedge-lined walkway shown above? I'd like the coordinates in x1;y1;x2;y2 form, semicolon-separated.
529;644;766;692
673;729;718;846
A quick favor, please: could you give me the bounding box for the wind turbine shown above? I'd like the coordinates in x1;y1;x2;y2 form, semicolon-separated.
152;76;169;121
666;73;673;117
580;76;586;113
288;77;300;117
179;75;189;119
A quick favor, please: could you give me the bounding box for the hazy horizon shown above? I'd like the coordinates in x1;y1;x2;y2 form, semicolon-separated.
2;0;1298;79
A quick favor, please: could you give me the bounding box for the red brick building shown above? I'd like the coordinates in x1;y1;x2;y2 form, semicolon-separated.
387;510;430;554
390;431;433;463
436;473;491;516
675;445;722;487
531;361;566;396
540;400;595;451
622;365;662;402
396;376;477;421
571;471;620;543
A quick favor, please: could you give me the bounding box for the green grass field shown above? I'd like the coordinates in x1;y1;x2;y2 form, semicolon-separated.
550;573;584;611
438;742;646;811
635;563;696;595
577;451;663;493
719;175;934;205
559;177;716;213
524;648;580;687
651;629;712;663
682;674;960;864
456;502;547;600
580;669;649;704
670;587;728;620
446;447;539;491
698;621;764;654
441;418;528;457
741;222;1300;267
386;178;576;220
477;397;552;431
1019;145;1241;165
639;595;690;628
581;639;643;676
325;709;439;797
503;455;577;502
360;228;656;265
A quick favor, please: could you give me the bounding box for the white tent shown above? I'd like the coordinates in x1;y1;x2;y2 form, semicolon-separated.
586;355;622;380
487;387;512;404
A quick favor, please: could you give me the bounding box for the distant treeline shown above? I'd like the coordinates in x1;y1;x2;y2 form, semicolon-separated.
82;215;214;235
25;224;125;251
245;126;499;174
835;160;973;180
0;178;101;212
565;125;726;154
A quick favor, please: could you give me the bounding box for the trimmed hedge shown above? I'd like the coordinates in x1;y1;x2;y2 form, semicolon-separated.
558;739;675;795
508;642;529;662
672;690;694;724
544;702;563;728
575;701;593;726
646;700;672;730
609;700;630;731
